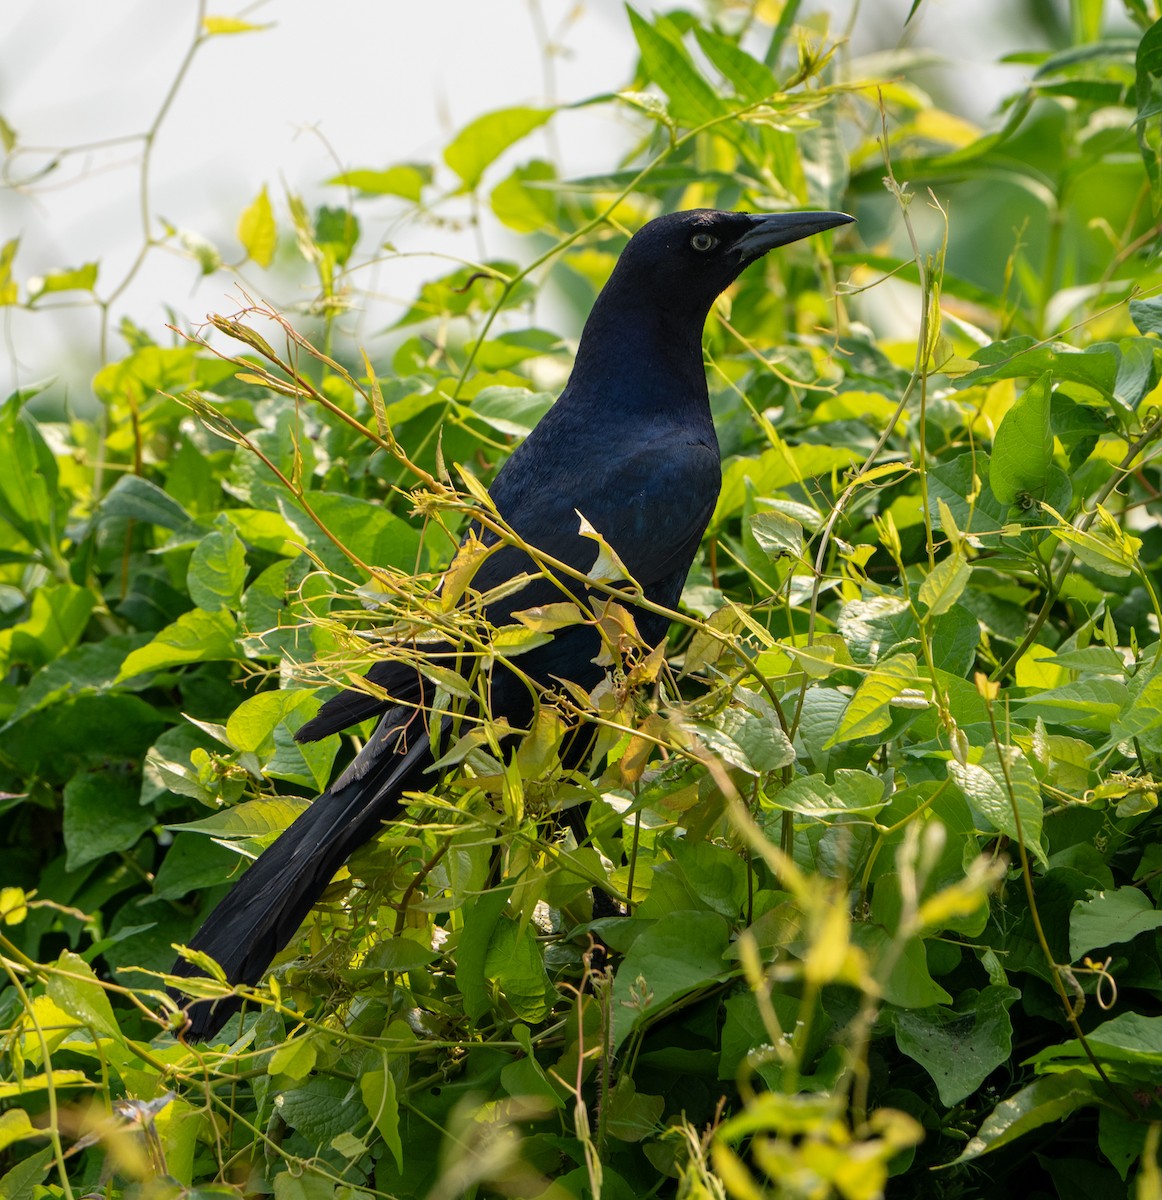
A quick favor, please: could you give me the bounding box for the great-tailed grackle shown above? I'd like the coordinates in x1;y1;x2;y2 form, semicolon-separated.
172;207;853;1039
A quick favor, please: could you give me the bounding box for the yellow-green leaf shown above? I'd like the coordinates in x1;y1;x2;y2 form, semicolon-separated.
919;553;972;616
237;185;277;268
203;16;268;34
360;1060;403;1171
444;106;553;190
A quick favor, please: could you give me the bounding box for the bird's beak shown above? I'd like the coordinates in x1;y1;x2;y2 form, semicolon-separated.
733;210;855;259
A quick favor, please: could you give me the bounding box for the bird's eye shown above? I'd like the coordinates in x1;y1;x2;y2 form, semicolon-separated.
690;233;718;252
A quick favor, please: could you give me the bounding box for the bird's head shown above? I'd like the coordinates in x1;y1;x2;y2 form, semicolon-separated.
602;207;854;324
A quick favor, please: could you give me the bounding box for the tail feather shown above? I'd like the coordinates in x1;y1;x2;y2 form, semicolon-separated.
173;732;433;1039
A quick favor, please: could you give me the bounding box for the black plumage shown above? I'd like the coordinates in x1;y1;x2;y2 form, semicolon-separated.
172;207;853;1038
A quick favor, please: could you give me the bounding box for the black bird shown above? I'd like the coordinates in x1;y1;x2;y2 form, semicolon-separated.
172;207;853;1038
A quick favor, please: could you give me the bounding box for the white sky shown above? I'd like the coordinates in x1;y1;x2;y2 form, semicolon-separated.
0;0;1048;409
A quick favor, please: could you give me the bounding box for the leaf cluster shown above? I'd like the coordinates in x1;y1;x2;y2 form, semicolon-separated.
3;4;1162;1199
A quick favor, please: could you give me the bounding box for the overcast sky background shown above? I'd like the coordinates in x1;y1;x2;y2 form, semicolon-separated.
1;0;1057;409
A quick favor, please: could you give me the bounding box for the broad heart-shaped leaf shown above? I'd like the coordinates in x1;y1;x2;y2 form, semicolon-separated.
1130;295;1162;334
99;473;198;534
990;372;1051;504
63;769;155;872
852;925;952;1008
167;797;309;847
957;337;1117;394
749;509;804;561
610;910;731;1052
187;526;246;613
1101;666;1162;752
276;1075;366;1149
1014;678;1128;735
443;106;553;189
953;1071;1096;1163
490;160;559;235
117;607;239;680
1069;886;1162;959
892;985;1019;1106
483;916;554;1022
1031;1012;1162;1071
46;950;120;1038
767;770;888;818
948;745;1047;867
825;653;922;747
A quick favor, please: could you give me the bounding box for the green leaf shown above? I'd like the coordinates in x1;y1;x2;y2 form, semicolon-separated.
953;1072;1096;1162
327;164;431;200
168;797;308;845
1070;886;1162;958
63;769;155;872
0;583;94;673
46;949;120;1038
854;925;953;1007
1103;669;1162;752
226;689;314;755
283;492;421;576
188;526;247;612
456;882;514;1022
100;473;198;533
749;510;804;561
0;238;19;305
1015;678;1128;733
919;553;972;616
203;15;269;34
692;24;777;102
626;7;727;129
0;1108;37;1153
469;385;556;437
892;986;1019;1105
153;834;240;900
117;607;238;680
1135;18;1162;209
0;390;64;554
0;1146;53;1200
360;1059;404;1171
27;261;98;300
826;653;923;746
237;185;277;267
444;106;553;189
990;372;1052;504
490;160;559;234
610;910;730;1052
272;1172;336;1200
767;770;889;818
276;1075;365;1149
269;1037;317;1081
948;745;1046;866
483;917;553;1022
1130;295;1162;335
604;1077;665;1143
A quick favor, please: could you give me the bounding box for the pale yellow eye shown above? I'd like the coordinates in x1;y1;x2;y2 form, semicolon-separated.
690;233;718;252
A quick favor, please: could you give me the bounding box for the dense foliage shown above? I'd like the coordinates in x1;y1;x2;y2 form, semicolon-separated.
3;2;1162;1197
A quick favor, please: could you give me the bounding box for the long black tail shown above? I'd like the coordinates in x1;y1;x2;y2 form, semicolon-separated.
172;732;433;1039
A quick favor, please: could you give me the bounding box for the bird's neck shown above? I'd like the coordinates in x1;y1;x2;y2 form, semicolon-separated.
568;292;713;423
